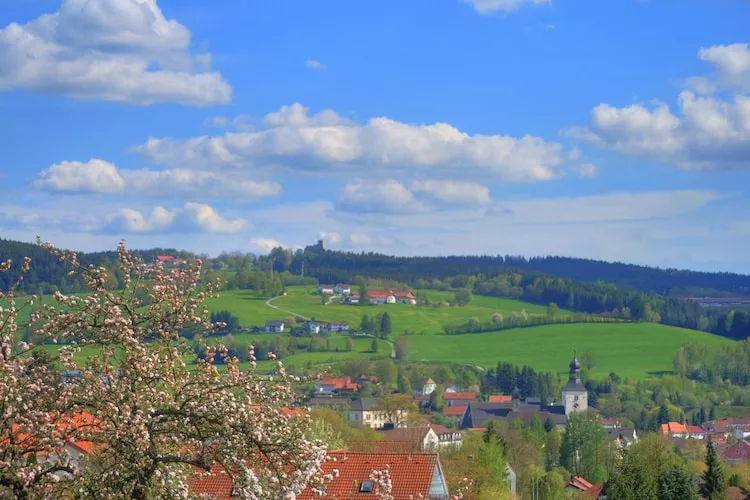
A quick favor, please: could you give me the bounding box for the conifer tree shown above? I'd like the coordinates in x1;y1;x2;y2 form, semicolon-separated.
700;437;728;500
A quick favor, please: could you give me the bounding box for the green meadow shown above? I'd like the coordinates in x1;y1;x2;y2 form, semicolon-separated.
207;286;562;334
405;323;733;380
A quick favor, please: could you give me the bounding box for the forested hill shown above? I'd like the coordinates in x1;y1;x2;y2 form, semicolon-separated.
0;239;195;293
295;249;750;298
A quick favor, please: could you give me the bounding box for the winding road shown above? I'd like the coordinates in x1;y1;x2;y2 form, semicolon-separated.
265;295;487;371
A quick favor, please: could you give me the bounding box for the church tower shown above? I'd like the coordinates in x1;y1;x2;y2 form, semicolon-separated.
562;352;588;415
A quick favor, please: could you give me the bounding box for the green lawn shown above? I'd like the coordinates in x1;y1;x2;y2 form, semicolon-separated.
406;323;733;380
208;286;562;335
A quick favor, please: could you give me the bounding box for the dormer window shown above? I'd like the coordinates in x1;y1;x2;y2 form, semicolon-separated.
359;480;374;493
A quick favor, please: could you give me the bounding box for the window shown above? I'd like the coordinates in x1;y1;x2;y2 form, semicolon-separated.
359;480;374;493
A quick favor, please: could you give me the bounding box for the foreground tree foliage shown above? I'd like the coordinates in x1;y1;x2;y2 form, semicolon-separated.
1;241;327;499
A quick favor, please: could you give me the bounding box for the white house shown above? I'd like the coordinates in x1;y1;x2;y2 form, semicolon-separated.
303;321;321;334
264;320;285;333
326;321;350;333
422;378;437;396
334;284;351;295
317;284;335;295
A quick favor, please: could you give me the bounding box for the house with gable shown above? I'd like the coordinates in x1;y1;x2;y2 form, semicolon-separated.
334;283;351;295
188;452;452;499
661;422;707;440
724;440;750;463
263;320;285;333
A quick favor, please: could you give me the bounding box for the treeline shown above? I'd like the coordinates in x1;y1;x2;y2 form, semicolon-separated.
674;339;750;386
280;245;750;296
482;362;563;404
442;312;624;335
0;238;195;293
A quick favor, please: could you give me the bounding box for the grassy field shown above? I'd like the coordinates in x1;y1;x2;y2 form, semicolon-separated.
405;323;733;380
207;286;562;334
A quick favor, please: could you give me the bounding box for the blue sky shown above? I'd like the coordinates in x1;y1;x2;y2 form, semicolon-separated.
1;0;749;272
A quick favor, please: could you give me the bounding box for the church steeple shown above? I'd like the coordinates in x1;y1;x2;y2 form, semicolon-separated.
562;350;587;415
569;350;581;382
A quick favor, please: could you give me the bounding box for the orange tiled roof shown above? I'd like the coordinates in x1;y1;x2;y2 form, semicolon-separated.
189;452;445;500
300;452;442;499
443;392;477;401
661;422;706;435
488;395;512;403
443;406;466;417
568;475;594;491
346;440;418;453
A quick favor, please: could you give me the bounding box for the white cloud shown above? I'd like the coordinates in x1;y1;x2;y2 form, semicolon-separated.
409;180;490;207
136;102;564;181
249;237;294;254
578;163;597;177
697;43;750;92
336;180;416;214
335;179;491;214
105;202;247;234
462;0;552;14
305;59;326;70
32;159;126;193
33;159;282;201
318;231;341;246
567;43;750;170
0;0;231;105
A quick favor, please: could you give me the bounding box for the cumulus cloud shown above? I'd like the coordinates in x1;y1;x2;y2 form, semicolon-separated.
409;180;491;207
305;59;326;70
33;159;282;201
105;202;247;234
33;159;126;193
135;102;564;181
0;0;231;105
697;43;750;92
334;179;491;214
462;0;552;14
566;44;750;170
336;180;416;214
578;163;597;177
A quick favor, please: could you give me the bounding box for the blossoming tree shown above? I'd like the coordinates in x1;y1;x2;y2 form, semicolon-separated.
1;241;327;499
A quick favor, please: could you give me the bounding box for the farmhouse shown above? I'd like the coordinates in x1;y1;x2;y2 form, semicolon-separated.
344;289;417;305
724;440;750;463
316;284;335;295
443;392;477;407
334;283;351;294
660;422;707;440
313;377;360;395
350;397;408;429
263;320;285;333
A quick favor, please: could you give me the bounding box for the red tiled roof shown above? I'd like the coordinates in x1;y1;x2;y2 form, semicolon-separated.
318;376;360;391
346;441;417;453
443;406;466;417
299;452;442;499
428;423;452;434
188;465;232;499
724;440;750;461
488;395;512;403
568;475;594;492
709;417;750;433
728;486;747;500
586;484;605;497
443;392;476;401
7;411;99;457
661;422;705;435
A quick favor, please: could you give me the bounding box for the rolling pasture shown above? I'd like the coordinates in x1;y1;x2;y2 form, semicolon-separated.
405;323;732;379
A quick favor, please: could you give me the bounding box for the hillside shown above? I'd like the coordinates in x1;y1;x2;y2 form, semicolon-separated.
206;286;568;335
405;323;732;380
